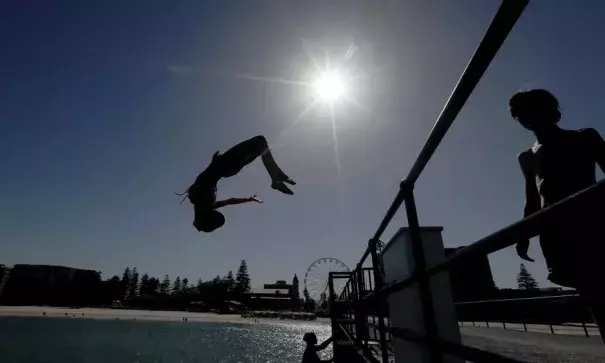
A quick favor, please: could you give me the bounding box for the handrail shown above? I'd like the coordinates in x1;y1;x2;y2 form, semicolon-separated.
403;0;529;187
337;324;379;363
363;179;605;303
329;1;543;362
355;0;530;269
455;294;579;305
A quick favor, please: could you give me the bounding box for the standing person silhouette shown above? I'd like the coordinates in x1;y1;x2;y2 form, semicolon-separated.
177;135;295;233
510;89;605;342
302;333;333;363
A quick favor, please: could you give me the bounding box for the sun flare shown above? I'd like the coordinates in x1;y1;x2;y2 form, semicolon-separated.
312;71;347;103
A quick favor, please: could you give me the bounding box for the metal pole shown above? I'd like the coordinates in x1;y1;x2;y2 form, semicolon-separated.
355;268;368;347
582;320;590;338
367;0;530;248
403;188;442;363
351;271;359;303
328;273;338;361
372;190;407;243
370;239;390;363
361;181;605;304
350;269;361;346
357;247;373;271
404;0;529;186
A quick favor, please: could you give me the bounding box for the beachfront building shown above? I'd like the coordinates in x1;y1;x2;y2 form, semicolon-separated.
242;275;302;311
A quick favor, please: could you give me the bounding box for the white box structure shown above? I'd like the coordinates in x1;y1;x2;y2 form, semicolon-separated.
381;227;462;363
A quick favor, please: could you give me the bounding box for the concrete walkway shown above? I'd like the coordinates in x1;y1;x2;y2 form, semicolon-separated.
461;326;605;362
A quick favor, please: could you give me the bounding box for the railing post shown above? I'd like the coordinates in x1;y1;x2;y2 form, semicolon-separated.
328;272;339;361
350;269;361;346
402;182;442;363
370;238;390;363
355;268;369;348
582;320;590;338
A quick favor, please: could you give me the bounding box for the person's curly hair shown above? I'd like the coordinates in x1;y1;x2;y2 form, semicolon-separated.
509;89;561;123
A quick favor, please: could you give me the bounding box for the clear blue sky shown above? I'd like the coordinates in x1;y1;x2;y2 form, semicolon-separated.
1;1;604;290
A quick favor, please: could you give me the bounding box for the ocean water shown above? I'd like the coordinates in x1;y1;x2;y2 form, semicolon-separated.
0;317;332;363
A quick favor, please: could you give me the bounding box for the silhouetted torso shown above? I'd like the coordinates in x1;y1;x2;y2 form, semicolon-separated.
302;347;321;363
520;128;603;286
190;156;221;210
522;129;597;207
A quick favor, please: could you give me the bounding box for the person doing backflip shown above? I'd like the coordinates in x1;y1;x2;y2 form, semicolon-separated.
510;89;605;342
176;135;295;233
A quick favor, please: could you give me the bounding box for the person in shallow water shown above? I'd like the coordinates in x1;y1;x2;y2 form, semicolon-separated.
510;89;605;342
302;332;333;363
176;135;296;233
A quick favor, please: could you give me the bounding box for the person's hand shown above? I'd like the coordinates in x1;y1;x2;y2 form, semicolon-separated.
516;240;535;262
248;195;263;203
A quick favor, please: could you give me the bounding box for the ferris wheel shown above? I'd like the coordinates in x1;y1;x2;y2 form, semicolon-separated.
304;258;350;304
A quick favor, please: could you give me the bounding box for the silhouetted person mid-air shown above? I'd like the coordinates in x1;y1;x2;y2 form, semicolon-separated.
510;89;605;341
302;333;333;363
176;135;295;233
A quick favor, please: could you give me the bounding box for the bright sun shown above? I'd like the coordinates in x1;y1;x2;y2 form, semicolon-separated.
312;71;347;103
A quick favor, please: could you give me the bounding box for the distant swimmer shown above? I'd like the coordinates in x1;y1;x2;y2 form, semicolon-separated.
176;135;295;233
302;332;333;363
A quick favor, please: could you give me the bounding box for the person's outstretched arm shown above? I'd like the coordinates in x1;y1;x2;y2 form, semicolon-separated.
214;195;262;209
315;336;334;351
517;151;540;262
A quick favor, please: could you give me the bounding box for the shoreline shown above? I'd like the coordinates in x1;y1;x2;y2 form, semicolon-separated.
0;306;330;325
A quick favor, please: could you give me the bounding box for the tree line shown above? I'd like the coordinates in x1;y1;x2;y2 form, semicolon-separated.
100;260;251;311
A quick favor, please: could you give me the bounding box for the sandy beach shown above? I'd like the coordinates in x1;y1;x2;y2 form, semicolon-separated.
0;306;330;325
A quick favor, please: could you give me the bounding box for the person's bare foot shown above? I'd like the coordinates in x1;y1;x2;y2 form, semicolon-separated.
271;181;294;195
193;220;203;232
275;173;296;185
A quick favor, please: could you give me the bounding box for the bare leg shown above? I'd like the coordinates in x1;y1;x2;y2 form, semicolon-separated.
260;149;295;184
217;135;295;194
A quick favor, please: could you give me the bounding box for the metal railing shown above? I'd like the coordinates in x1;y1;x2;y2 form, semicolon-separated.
330;269;392;362
328;0;605;362
456;294;597;338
